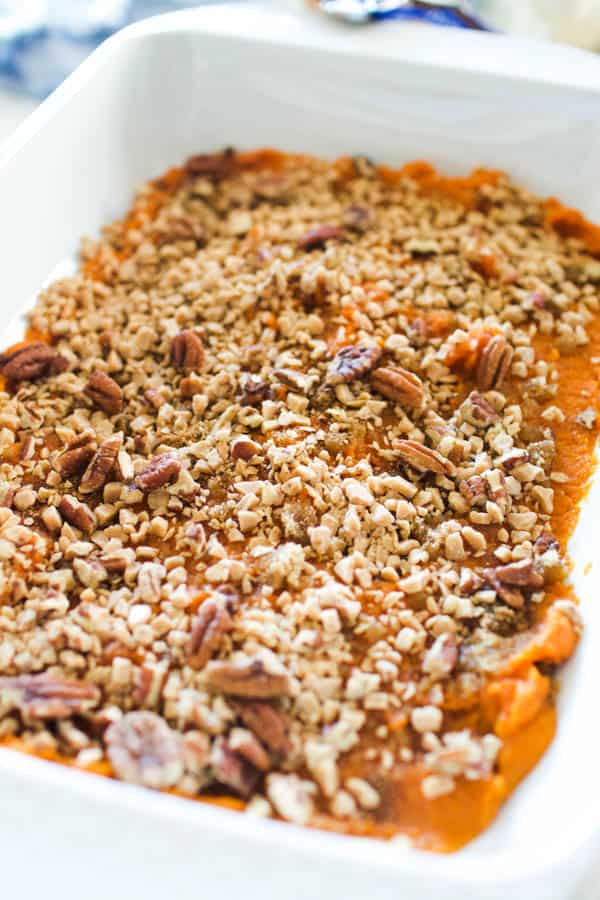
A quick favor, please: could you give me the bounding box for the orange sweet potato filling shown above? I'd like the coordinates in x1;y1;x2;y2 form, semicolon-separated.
2;154;599;852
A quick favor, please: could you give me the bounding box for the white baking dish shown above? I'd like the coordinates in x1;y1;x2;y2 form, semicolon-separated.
1;7;599;899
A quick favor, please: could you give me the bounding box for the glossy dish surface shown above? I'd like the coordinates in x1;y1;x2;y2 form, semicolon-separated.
0;147;598;853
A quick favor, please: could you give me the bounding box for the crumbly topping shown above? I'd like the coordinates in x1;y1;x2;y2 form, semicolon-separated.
0;150;596;840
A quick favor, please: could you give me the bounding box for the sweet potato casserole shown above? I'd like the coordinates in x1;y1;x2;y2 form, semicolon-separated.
0;149;598;851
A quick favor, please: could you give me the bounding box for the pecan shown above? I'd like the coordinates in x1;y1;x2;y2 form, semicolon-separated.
0;342;68;384
135;454;181;491
230;437;261;461
485;559;544;588
273;368;316;394
393;440;456;477
79;433;122;494
371;366;424;408
342;205;372;231
298;225;344;250
228;727;271;772
497;449;529;470
459;569;484;595
203;658;292;698
105;711;183;789
170;330;205;370
476;335;513;391
185;147;235;178
486;578;524;610
85;370;123;415
55;437;96;478
144;388;165;409
230;699;291;756
0;673;99;722
58;495;96;534
459;391;499;428
132;661;168;708
422;633;458;679
240;377;271;406
210;736;261;798
534;532;560;555
459;475;487;507
187;598;233;669
325;345;382;386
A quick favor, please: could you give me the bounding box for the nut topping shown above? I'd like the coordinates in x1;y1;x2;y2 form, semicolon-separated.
187;598;233;669
230;699;291;757
170;330;205;370
210;736;261;798
325;345;382;385
55;436;96;478
185;148;234;177
0;673;99;722
485;559;544;588
0;342;68;384
370;366;424;408
297;225;344;250
393;440;456;477
203;658;292;698
79;433;122;494
105;711;183;789
135;454;181;491
231;437;262;461
476;335;513;391
58;495;96;534
85;370;124;415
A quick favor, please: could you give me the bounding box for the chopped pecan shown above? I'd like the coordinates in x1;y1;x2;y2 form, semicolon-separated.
228;727;271;772
0;673;99;722
185;148;235;178
0;342;68;384
79;433;122;494
342;205;372;231
476;334;513;391
203;658;292;698
459;391;499;427
459;568;484;595
210;736;261;798
534;532;560;555
527;439;555;474
393;440;456;477
144;388;165;409
132;661;168;708
459;475;487;507
273;368;317;394
298;225;344;250
170;330;205;370
135;454;181;491
58;495;96;534
55;436;96;478
187;598;233;669
85;370;123;415
485;559;544;588
105;711;183;789
231;437;262;461
422;633;458;679
240;376;271;407
326;345;382;386
230;699;291;756
371;366;424;408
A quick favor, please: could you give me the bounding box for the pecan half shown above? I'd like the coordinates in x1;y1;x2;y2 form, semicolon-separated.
326;345;382;386
476;335;513;391
203;658;292;698
55;437;96;478
0;342;68;384
230;699;291;757
170;329;205;370
393;440;456;477
187;598;233;669
185;148;235;178
228;727;271;772
105;711;183;789
58;495;96;534
371;366;424;408
135;454;181;491
85;370;123;415
79;433;122;494
210;736;261;798
0;673;99;722
459;391;499;428
298;225;344;250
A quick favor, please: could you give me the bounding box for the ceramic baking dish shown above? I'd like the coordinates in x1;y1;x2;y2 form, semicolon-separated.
1;7;600;899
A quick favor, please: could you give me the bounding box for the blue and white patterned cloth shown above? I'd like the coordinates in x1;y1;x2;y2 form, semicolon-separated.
0;1;217;97
0;1;490;98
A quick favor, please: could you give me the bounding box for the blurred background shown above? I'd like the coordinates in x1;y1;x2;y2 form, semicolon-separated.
1;0;599;143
